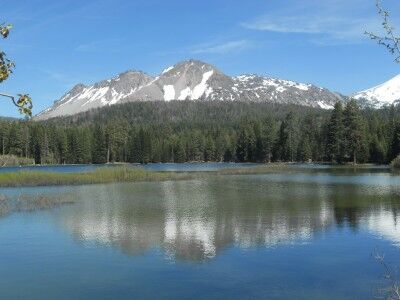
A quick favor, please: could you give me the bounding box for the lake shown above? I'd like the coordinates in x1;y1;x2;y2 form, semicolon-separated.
1;164;399;299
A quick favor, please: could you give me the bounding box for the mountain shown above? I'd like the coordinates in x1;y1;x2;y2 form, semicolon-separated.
353;74;400;108
36;60;344;120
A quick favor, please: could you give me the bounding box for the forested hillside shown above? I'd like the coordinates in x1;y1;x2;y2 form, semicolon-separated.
0;100;399;165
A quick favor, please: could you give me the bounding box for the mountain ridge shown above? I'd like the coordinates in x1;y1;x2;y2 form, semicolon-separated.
36;59;346;120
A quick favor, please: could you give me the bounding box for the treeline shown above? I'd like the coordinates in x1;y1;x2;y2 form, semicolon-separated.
1;100;399;165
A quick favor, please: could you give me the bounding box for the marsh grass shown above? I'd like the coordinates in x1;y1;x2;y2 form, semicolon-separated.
0;164;393;188
0;164;294;187
0;165;284;187
0;167;194;187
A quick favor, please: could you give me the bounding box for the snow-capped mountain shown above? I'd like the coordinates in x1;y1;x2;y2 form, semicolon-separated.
353;74;400;108
36;60;344;120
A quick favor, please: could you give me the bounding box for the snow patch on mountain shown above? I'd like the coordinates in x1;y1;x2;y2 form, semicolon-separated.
318;101;334;109
235;76;310;92
178;87;192;100
162;66;174;75
192;70;214;99
353;74;400;107
163;85;176;101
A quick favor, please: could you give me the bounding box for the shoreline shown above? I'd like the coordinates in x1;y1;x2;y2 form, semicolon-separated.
0;161;391;169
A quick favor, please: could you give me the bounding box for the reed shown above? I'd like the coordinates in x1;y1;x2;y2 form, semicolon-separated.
0;167;193;187
0;164;392;188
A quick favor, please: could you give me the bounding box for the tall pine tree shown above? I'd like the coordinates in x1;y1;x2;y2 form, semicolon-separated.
326;102;345;163
344;99;367;165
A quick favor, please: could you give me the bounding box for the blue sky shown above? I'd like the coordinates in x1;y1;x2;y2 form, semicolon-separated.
1;0;400;117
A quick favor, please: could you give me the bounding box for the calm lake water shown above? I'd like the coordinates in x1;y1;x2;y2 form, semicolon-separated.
1;165;400;299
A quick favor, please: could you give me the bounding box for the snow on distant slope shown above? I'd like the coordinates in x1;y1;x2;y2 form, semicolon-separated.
163;85;175;101
353;74;400;107
36;59;344;120
35;71;154;120
162;66;174;75
191;70;214;99
231;74;339;108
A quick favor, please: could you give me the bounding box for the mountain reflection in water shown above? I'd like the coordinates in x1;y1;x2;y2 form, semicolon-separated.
56;174;400;262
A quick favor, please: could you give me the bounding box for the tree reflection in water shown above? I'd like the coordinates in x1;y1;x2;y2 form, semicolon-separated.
54;175;400;262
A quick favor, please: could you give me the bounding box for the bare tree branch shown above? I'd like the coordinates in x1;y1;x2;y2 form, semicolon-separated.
0;93;33;117
366;0;400;63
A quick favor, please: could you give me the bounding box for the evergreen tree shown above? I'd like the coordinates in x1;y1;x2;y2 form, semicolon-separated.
344;99;367;164
236;121;256;162
173;140;186;163
7;123;23;156
129;127;152;164
204;136;215;162
0;121;9;155
297;137;312;162
92;125;108;164
326;102;345;163
370;135;386;164
278;112;298;162
391;122;400;160
260;116;277;162
0;100;399;165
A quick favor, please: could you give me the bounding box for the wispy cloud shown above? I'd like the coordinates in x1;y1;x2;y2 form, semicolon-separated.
155;39;256;56
42;70;86;88
241;0;385;45
75;39;124;53
189;40;254;54
242;16;378;44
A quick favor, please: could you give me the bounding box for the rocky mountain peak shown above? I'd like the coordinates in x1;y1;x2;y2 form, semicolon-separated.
36;60;345;120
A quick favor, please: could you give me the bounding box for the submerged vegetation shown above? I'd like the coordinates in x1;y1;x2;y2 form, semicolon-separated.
0;193;75;216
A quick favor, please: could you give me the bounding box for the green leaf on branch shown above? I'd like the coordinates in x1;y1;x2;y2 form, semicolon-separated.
16;94;33;117
0;51;15;83
0;24;12;38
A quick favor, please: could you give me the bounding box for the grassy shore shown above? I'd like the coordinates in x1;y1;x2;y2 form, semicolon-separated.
0;165;289;187
0;163;392;188
0;167;195;187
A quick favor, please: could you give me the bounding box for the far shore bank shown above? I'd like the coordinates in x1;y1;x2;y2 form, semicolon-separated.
0;161;391;169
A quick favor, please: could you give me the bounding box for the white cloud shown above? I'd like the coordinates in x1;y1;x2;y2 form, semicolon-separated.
43;70;86;88
155;40;256;56
190;40;254;54
75;39;123;53
241;0;387;45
